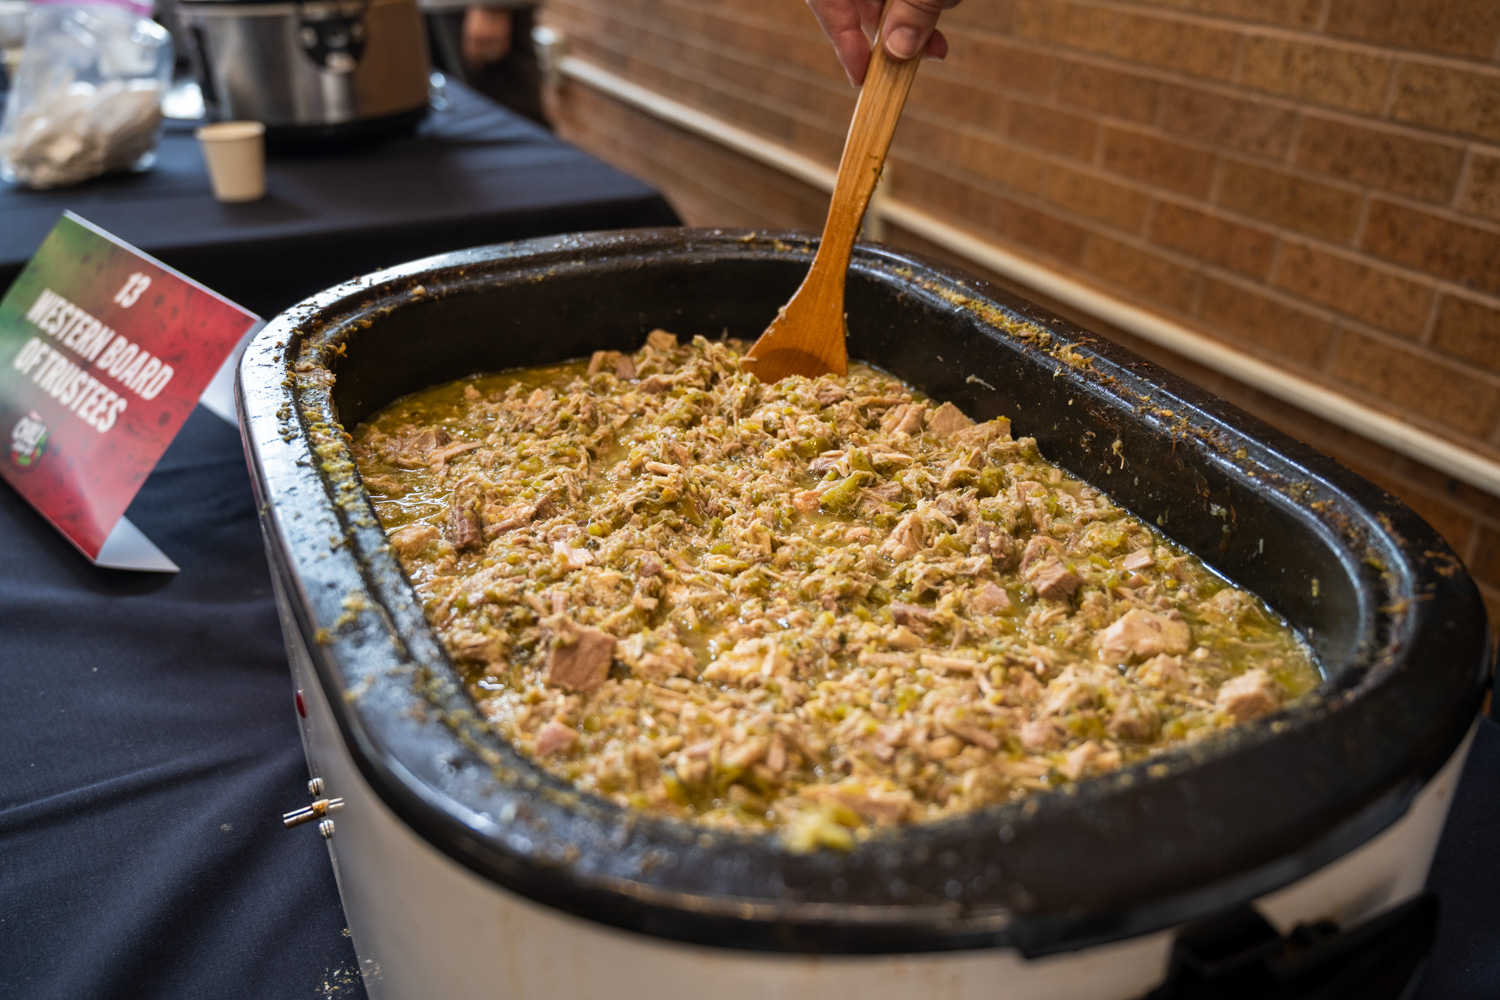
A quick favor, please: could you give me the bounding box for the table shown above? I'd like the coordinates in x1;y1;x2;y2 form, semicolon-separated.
1;410;361;999
0;90;1495;1000
0;83;679;319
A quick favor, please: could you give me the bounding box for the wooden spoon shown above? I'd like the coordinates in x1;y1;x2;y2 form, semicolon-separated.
741;5;924;383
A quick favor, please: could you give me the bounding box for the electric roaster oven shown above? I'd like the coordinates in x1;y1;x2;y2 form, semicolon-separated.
236;230;1490;1000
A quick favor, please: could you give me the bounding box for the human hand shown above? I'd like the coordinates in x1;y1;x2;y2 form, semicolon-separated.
806;0;962;86
462;6;515;69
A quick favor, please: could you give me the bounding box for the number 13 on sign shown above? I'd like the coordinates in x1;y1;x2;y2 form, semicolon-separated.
114;273;151;309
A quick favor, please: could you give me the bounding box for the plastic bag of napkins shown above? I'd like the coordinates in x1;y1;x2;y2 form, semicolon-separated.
0;0;172;189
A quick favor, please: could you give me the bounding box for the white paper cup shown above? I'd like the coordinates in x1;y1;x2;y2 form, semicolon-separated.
195;121;267;203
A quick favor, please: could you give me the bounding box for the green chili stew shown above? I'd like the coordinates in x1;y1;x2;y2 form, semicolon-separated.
350;332;1318;850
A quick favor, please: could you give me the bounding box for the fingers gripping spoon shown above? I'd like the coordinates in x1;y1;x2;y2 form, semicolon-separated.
740;7;923;382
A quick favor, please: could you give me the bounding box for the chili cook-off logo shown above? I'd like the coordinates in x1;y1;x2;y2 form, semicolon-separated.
10;411;49;470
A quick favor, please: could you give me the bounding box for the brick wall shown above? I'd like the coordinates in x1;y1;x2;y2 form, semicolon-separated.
543;0;1500;630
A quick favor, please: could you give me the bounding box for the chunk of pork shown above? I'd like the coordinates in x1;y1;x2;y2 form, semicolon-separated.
535;721;578;756
1215;669;1281;722
967;582;1011;615
926;402;974;438
1029;558;1081;601
880;403;928;436
1098;609;1190;662
389;523;439;558
446;479;484;551
645;330;678;351
392;427;449;468
544;620;617;693
1020;535;1061;573
880;511;926;561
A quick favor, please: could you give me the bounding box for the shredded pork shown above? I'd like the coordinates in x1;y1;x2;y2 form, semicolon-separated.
350;333;1318;849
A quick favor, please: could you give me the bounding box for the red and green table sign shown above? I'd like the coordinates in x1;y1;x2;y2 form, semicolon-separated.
0;212;260;571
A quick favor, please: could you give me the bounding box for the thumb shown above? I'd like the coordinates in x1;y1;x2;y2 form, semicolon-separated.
881;0;958;61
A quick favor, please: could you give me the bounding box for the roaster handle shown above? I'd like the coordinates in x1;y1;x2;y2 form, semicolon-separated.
1143;892;1437;999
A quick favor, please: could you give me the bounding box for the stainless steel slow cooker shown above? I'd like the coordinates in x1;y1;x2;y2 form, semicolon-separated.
237;230;1489;999
177;0;429;141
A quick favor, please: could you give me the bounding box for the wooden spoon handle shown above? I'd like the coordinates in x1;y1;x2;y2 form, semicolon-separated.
739;3;924;382
816;13;924;273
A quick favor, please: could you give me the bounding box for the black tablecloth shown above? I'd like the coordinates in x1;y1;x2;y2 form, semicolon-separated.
0;411;359;999
0;407;1496;999
0;83;679;319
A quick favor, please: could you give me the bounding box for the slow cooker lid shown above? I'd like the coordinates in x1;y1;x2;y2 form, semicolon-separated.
240;230;1489;957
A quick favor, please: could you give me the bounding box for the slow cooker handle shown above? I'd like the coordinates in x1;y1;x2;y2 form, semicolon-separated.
1144;893;1437;998
296;0;373;75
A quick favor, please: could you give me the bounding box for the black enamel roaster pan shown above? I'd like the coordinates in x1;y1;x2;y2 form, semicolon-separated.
237;229;1489;958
